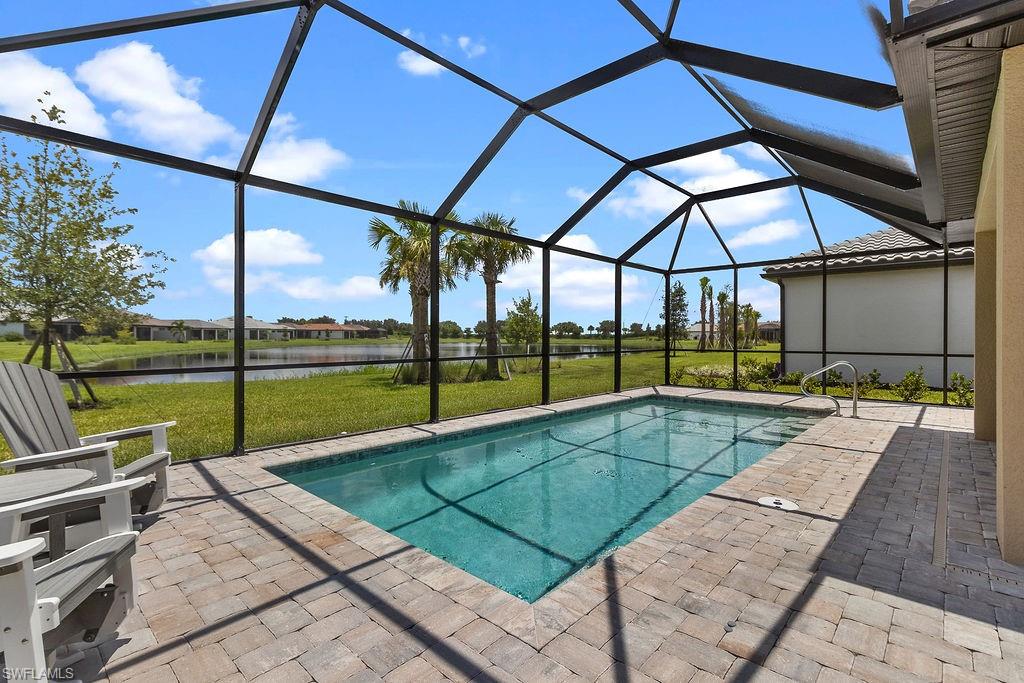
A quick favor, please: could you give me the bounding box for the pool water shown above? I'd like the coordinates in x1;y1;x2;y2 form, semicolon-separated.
275;399;818;602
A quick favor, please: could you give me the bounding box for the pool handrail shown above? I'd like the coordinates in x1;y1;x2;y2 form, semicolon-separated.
800;361;858;418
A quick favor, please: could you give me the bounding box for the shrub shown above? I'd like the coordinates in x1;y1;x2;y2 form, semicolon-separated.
949;372;974;407
115;330;137;345
859;368;881;398
742;358;778;392
893;366;928;402
803;377;820;394
690;365;729;388
1;332;25;342
782;371;805;386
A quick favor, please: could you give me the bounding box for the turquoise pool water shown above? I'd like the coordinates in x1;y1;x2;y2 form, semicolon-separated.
275;399;817;602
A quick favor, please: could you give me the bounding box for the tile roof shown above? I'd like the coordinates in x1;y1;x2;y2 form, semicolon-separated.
762;228;973;277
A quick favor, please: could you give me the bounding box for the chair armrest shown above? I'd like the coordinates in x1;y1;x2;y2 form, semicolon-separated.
0;538;45;567
3;442;119;472
0;478;148;541
82;421;175;452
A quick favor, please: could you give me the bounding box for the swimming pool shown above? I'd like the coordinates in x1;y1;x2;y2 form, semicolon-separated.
273;398;818;602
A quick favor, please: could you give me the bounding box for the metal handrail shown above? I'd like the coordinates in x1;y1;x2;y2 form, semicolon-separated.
800;361;859;418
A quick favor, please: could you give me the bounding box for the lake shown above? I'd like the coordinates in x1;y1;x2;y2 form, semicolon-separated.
85;342;612;384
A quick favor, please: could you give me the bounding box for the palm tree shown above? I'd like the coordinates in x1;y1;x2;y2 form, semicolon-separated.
717;288;731;349
467;213;532;380
170;319;189;343
751;309;762;346
740;303;754;348
697;276;710;352
368;200;472;383
707;283;715;349
587;324;595;337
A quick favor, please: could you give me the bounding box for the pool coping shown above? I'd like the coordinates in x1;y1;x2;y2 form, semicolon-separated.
204;386;848;647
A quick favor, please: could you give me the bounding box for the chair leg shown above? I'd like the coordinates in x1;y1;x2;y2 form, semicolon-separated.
0;558;49;683
150;465;169;511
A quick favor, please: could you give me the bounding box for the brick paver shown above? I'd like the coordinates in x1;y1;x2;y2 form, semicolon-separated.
73;388;1023;682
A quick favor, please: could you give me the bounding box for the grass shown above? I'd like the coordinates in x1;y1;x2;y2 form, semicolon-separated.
0;341;957;468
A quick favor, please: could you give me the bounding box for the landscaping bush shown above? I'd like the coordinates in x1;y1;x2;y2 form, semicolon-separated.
782;371;805;385
690;365;729;388
1;332;24;342
859;368;881;398
949;372;974;407
893;366;928;402
825;368;851;396
115;330;137;345
742;357;778;392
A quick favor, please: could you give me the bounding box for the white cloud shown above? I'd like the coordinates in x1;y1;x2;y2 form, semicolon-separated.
75;41;240;156
457;36;486;58
274;275;386;300
192;229;382;301
193;229;323;268
252;136;350;184
737;142;775;163
566;186;593;203
739;284;781;320
657;150;739;175
608;149;791;227
498;234;640;310
606;177;687;220
397;50;446;76
0;52;108;137
727;219;803;249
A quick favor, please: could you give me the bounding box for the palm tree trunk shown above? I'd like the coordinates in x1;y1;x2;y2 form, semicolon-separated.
699;293;706;352
709;304;715;349
484;272;499;380
410;288;429;384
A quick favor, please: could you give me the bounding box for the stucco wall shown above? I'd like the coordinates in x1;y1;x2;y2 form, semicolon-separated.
778;264;974;385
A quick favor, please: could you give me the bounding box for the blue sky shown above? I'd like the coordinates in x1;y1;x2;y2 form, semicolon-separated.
0;0;912;329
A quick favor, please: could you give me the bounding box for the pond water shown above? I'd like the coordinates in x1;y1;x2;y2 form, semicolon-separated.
86;342;613;384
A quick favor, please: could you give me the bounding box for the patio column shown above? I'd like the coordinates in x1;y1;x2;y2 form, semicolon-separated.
976;45;1024;563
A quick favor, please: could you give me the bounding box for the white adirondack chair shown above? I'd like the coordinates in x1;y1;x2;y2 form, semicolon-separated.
0;361;175;515
0;478;144;683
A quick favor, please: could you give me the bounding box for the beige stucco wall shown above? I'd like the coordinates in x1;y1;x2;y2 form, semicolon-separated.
975;45;1024;564
779;264;974;386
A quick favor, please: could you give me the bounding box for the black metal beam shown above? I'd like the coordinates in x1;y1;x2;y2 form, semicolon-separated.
237;1;321;180
620;199;694;263
0;115;237;182
429;221;440;423
732;266;739;388
546;165;631;245
614;264;623;392
748;129;921;190
797;186;827;255
526;44;666;111
665;39;901;110
616;0;663;40
324;0;522;105
798;178;931;224
663;273;671;384
843;202;943;247
434;108;529;220
233;184;246;456
632;130;749;168
542;248;551;404
667;207;692;271
695;203;736;265
0;0;301;53
664;0;681;37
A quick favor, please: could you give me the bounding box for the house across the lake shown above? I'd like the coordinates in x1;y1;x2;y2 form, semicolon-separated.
291;322;387;340
132;318;231;341
761;228;975;385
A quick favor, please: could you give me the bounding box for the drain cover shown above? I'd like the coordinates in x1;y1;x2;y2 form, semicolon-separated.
758;496;799;511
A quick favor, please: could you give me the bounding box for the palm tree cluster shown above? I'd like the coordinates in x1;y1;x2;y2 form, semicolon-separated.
368;203;531;383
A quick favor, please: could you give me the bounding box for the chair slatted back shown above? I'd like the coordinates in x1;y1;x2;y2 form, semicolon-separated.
0;361;82;460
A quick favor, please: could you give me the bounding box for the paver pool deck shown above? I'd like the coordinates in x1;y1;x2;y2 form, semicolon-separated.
73;386;1024;682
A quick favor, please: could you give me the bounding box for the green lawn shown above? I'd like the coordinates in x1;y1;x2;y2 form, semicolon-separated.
0;341;957;467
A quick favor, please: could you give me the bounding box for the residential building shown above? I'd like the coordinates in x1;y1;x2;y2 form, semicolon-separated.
762;228;974;385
